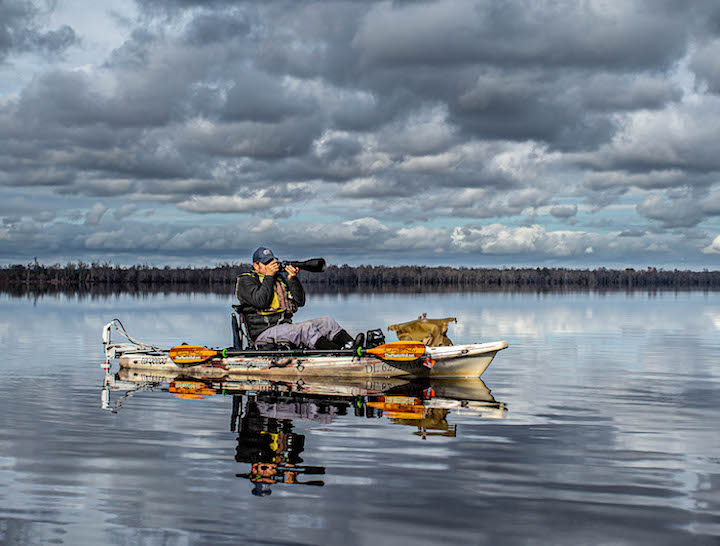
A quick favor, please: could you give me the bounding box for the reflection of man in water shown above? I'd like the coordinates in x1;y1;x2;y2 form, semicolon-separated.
242;462;324;497
234;396;325;496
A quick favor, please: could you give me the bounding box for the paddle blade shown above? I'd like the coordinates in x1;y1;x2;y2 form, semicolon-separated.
366;341;426;361
168;345;217;364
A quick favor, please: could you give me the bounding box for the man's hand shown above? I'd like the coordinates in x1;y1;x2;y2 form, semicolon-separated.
285;264;299;279
265;260;280;276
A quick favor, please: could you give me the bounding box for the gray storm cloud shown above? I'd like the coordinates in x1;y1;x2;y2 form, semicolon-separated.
0;0;720;267
0;0;78;60
84;203;108;226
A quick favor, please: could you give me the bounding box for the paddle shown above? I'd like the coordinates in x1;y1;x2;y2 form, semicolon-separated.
168;340;426;365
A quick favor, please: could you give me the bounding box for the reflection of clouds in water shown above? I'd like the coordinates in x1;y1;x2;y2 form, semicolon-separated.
480;295;720;341
0;320;8;345
704;311;720;330
4;293;236;354
4;291;719;351
4;291;719;383
2;290;719;540
274;292;720;354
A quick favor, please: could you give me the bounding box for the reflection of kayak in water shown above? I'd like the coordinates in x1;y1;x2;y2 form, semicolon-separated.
105;369;506;421
113;368;499;399
115;368;417;397
101;364;507;498
103;320;508;379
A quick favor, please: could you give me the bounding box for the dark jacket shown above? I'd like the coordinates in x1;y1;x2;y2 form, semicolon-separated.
235;272;306;340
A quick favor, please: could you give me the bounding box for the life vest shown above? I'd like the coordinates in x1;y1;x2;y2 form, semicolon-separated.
237;272;298;316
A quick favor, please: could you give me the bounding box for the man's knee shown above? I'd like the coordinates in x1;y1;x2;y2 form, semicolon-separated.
314;315;340;328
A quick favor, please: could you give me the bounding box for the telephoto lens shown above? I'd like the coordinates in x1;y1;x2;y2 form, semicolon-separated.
280;258;327;273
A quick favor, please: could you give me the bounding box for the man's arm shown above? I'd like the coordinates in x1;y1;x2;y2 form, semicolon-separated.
236;274;276;309
286;276;305;307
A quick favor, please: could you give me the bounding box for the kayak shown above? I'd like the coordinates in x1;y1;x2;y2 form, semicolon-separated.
112;341;508;378
102;320;509;379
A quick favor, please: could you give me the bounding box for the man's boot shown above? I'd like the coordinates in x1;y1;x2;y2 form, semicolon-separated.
350;333;365;353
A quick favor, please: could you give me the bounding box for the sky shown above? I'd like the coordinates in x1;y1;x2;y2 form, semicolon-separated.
2;0;720;269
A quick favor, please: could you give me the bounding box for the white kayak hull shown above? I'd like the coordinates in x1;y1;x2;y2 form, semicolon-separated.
115;341;508;379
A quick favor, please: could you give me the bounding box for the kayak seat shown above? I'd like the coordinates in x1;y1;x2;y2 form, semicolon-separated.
231;305;298;351
231;306;252;349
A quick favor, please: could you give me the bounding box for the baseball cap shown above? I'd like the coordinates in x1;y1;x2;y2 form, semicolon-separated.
252;247;276;264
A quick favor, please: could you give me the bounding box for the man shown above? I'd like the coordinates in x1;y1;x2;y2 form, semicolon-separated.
235;247;360;350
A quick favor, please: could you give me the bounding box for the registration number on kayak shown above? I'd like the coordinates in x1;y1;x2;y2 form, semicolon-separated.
363;361;425;374
132;356;169;365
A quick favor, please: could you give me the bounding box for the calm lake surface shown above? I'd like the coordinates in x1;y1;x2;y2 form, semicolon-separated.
1;290;719;545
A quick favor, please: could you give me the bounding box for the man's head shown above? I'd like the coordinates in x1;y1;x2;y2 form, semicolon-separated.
252;247;276;265
252;247;279;275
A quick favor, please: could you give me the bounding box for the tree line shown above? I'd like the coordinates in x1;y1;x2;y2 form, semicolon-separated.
1;261;719;291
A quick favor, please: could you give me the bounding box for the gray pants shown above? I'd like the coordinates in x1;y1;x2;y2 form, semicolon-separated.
255;316;343;348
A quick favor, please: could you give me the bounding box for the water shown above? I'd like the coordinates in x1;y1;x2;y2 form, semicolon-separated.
1;290;719;545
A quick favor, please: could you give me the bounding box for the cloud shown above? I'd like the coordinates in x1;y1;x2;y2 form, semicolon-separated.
249;219;278;233
690;39;720;94
550;205;578;219
60;178;136;197
451;224;598;256
702;235;720;254
384;225;452;252
0;212;708;268
700;191;720;215
85;203;108;225
342;217;390;239
222;68;314;123
0;166;76;187
578;73;682;112
379;105;457;156
178;118;322;160
0;1;78;60
399;152;463;174
636;194;705;228
176;193;276;214
338;177;406;198
113;203;138;220
33;210;55;222
583;170;690;191
354;1;686;70
182;10;252;46
575;96;720;173
2;0;720;267
619;229;647;238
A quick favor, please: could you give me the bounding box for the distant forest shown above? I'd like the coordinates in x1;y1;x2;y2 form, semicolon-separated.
1;261;719;293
